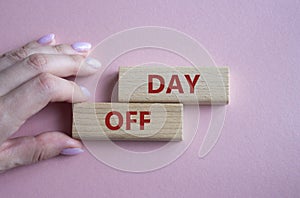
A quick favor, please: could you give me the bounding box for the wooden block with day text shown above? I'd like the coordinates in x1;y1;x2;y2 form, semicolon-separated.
72;103;183;141
118;66;229;104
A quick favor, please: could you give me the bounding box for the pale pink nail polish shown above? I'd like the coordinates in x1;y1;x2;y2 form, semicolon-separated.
37;33;55;44
72;42;92;52
60;148;84;155
80;86;91;98
85;57;102;69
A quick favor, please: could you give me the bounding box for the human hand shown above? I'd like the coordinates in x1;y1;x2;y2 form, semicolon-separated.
0;34;101;173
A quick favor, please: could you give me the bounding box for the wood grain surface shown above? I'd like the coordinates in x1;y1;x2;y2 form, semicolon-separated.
118;66;229;104
72;103;183;141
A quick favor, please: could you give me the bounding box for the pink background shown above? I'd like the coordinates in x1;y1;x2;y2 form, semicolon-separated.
0;0;299;197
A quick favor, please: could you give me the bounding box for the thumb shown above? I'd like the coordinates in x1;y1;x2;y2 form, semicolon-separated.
0;132;84;173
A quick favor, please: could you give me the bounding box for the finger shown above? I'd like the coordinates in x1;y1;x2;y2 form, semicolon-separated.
0;53;99;96
0;42;92;72
0;53;101;96
0;132;83;173
0;33;56;71
0;34;92;71
0;73;90;143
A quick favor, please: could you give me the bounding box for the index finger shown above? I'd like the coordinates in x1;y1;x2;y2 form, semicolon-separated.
0;73;90;144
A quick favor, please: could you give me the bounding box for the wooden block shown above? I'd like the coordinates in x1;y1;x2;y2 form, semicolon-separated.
118;66;229;104
72;103;183;141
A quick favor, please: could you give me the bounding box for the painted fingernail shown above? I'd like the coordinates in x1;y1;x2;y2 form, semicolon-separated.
85;57;102;69
60;148;84;155
80;86;91;98
72;42;92;52
37;33;55;44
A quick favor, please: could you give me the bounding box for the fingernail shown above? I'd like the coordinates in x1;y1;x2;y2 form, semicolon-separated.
66;139;81;147
80;86;91;98
60;148;84;155
72;42;91;52
37;33;55;44
85;57;102;69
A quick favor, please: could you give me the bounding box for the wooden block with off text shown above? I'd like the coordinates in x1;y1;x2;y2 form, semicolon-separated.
118;66;229;104
72;103;183;141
